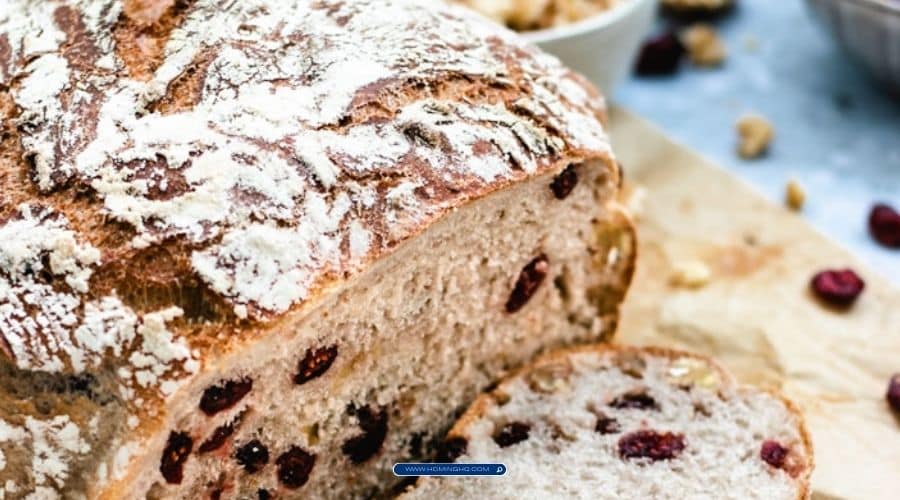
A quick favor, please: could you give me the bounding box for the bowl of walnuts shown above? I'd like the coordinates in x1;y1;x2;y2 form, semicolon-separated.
454;0;658;95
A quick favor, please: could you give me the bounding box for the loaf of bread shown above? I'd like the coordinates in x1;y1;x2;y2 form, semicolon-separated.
403;345;814;500
0;0;634;497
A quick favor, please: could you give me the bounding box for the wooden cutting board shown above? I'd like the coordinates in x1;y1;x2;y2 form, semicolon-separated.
608;108;900;500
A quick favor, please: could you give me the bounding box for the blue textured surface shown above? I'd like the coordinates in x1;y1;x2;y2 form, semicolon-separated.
615;0;900;284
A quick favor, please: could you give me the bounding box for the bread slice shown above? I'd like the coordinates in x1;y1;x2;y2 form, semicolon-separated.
0;0;634;498
403;345;814;500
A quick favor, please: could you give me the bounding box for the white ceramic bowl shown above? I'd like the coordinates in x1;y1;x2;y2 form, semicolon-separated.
807;0;900;92
522;0;658;96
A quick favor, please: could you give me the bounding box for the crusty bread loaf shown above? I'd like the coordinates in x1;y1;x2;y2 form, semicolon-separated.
0;0;634;498
403;345;814;500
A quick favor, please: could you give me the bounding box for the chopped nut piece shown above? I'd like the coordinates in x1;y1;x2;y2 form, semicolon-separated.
455;0;624;31
681;24;726;66
667;357;721;389
527;360;573;394
785;180;806;211
492;390;512;406
736;114;774;159
304;423;320;447
616;352;646;378
670;260;711;288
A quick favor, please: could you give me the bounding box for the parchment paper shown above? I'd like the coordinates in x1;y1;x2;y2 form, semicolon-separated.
608;108;900;500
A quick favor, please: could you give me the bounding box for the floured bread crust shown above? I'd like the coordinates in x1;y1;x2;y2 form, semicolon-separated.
0;0;628;497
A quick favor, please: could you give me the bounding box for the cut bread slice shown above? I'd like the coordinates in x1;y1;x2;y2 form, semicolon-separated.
402;345;814;500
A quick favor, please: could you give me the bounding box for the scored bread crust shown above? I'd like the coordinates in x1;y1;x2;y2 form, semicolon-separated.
432;344;814;500
0;0;634;497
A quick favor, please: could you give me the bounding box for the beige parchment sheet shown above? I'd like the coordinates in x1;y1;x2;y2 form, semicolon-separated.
608;108;900;500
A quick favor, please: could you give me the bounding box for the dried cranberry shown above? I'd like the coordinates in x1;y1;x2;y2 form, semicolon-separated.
199;378;252;416
408;432;424;457
493;421;531;448
505;255;549;313
550;165;579;199
294;345;338;385
886;374;900;413
276;446;316;489
436;436;468;462
635;32;685;76
618;430;685;461
257;490;271;500
810;269;865;307
235;439;270;474
609;391;659;411
342;406;389;464
760;440;788;469
160;431;193;484
595;416;620;435
869;203;900;248
210;489;223;500
198;423;235;453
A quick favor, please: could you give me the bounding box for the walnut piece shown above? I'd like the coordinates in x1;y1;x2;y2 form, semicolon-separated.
454;0;623;31
736;114;774;159
527;361;573;394
492;389;512;406
670;260;711;288
666;357;721;389
615;352;647;379
682;24;726;67
785;179;806;211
